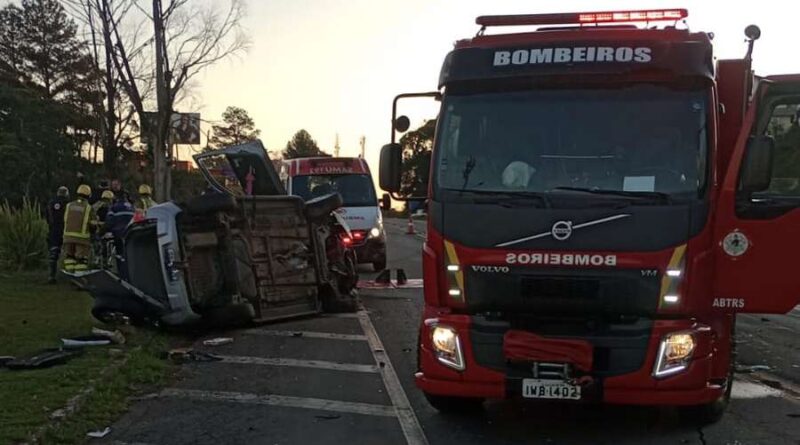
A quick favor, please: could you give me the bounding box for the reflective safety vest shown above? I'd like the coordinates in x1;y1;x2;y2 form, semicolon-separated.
63;198;92;240
135;196;157;212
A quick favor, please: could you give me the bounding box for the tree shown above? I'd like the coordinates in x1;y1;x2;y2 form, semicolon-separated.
283;129;330;159
208;106;260;149
0;0;97;205
399;119;435;197
67;0;249;201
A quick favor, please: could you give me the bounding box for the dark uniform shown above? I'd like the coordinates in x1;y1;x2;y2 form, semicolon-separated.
106;198;135;279
46;189;69;283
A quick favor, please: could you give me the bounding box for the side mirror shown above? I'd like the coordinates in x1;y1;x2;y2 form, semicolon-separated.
380;193;391;211
394;115;410;133
741;135;774;192
379;143;402;193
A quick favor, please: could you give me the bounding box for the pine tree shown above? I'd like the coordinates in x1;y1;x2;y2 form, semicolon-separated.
283;129;330;159
208;106;261;149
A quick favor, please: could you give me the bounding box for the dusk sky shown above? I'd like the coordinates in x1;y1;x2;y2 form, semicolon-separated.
182;1;799;169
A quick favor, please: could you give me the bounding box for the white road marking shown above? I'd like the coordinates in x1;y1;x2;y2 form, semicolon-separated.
159;388;396;417
215;354;379;373
358;310;429;445
241;329;368;342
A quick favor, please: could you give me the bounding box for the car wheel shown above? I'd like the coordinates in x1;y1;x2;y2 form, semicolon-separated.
320;284;359;313
203;303;256;328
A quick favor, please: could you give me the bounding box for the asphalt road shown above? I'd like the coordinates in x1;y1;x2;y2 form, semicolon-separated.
99;218;800;445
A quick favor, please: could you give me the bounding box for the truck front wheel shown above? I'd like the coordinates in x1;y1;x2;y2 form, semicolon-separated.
679;322;735;425
423;392;484;414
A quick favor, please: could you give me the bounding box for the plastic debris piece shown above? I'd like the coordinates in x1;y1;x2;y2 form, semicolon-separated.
735;364;772;373
61;335;112;348
0;356;15;367
6;349;81;370
86;427;111;438
91;327;126;344
203;337;234;346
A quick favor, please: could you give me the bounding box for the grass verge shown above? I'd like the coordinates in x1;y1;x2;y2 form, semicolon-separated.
0;271;172;444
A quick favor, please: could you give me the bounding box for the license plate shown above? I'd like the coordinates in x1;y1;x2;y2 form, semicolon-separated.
522;379;581;400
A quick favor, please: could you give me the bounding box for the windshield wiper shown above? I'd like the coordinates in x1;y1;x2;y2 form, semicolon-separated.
459;189;551;208
460;157;476;191
549;186;672;204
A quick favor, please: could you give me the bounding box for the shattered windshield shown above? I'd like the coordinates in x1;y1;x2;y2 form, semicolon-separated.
435;85;709;201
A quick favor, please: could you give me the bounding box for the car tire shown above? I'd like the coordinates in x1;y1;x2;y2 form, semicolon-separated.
423;392;484;414
184;193;238;215
320;284;359;313
203;303;256;328
91;295;148;325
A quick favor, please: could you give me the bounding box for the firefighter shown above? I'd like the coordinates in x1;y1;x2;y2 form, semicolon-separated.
45;186;70;283
105;196;135;278
92;190;114;223
134;184;157;216
110;178;130;202
62;184;96;273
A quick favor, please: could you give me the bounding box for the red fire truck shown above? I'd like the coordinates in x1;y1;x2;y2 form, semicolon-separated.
379;9;800;423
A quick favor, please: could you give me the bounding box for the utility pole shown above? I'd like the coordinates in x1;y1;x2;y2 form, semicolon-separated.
359;135;366;158
334;133;340;157
152;0;170;201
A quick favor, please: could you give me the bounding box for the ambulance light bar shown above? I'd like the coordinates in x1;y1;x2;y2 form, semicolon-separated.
476;9;688;27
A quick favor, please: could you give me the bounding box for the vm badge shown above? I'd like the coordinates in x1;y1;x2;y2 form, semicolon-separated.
551;220;573;241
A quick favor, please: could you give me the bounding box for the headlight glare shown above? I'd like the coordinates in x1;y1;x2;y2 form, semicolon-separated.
430;325;465;371
369;227;381;238
653;331;696;378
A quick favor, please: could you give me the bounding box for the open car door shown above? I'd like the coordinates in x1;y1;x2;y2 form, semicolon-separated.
713;76;800;313
193;140;286;196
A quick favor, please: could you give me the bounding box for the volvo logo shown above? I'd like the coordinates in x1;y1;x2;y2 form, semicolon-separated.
551;220;573;241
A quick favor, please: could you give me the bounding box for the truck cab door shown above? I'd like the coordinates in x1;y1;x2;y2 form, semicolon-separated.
713;77;800;313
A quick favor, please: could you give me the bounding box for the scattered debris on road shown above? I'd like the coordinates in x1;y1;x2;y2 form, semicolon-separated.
735;364;772;373
92;327;126;344
86;427;111;438
167;348;223;363
203;337;234;346
6;348;81;370
62;335;112;348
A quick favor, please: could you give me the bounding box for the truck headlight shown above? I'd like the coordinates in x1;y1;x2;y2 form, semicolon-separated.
430;324;465;371
369;227;381;238
653;332;695;378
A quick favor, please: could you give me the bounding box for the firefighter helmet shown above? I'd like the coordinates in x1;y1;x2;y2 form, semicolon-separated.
77;184;91;197
57;186;69;197
101;190;114;200
138;184;152;196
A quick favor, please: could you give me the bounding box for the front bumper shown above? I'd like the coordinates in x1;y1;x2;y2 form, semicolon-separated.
354;238;386;264
415;315;725;406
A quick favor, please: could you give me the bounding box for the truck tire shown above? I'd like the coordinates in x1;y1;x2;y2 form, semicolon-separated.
424;392;484;414
679;321;736;425
91;295;148;325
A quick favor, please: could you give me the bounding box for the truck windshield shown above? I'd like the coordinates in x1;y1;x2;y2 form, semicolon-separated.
292;174;378;207
435;85;709;202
